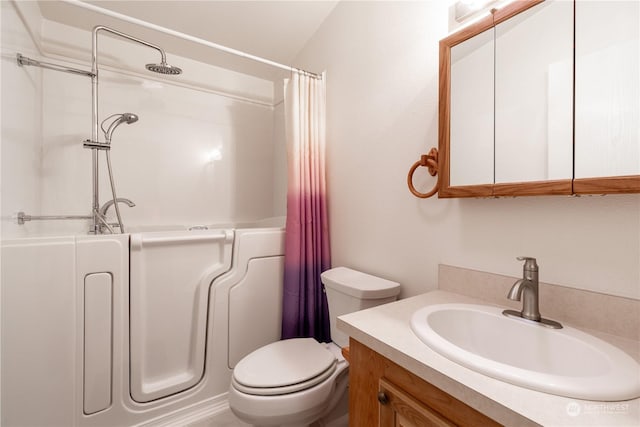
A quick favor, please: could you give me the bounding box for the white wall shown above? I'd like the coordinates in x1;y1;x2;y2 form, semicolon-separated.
293;1;640;300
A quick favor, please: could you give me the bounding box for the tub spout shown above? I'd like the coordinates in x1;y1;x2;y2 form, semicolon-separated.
99;197;135;217
99;198;135;233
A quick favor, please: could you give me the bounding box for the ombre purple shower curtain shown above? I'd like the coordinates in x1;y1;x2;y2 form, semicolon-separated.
281;72;331;343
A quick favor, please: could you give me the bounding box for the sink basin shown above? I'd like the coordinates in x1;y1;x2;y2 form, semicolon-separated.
411;303;640;401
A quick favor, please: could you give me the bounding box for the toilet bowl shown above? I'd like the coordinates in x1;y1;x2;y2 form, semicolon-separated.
228;267;400;427
228;339;348;426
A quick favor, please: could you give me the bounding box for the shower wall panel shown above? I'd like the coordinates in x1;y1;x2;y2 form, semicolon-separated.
33;20;285;237
1;1;44;238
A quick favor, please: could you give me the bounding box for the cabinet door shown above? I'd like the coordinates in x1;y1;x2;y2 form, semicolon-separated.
378;378;456;427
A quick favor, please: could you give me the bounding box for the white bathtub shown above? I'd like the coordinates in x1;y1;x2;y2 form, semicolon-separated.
1;222;285;427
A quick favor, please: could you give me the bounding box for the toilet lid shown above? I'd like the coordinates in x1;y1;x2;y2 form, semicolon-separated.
233;338;336;393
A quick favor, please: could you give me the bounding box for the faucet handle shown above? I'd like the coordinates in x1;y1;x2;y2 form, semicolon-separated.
517;256;538;271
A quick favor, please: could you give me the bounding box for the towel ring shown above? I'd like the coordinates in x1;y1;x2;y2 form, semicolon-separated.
407;148;439;198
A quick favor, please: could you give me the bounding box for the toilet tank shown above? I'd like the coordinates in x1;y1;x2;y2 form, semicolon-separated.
321;267;400;348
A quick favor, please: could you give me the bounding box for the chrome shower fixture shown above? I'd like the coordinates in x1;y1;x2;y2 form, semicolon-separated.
88;25;184;234
15;24;181;234
146;62;182;75
101;113;139;143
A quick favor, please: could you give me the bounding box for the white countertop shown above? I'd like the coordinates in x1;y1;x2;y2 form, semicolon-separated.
337;291;640;427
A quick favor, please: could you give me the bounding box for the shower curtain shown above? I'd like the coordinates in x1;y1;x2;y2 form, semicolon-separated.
281;72;331;343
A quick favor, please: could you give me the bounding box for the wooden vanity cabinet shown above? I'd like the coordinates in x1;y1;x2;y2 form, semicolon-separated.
348;339;501;427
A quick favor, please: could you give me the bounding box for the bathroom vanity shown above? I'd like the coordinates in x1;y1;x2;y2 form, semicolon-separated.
348;338;499;426
338;288;640;426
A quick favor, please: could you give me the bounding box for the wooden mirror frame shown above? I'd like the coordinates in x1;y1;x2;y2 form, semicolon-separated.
438;0;640;198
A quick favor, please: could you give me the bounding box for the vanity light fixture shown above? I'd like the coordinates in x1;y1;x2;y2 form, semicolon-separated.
454;0;498;22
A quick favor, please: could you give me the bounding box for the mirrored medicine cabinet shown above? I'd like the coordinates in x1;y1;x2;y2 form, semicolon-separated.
438;0;640;198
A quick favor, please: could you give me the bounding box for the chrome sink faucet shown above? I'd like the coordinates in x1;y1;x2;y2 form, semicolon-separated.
503;257;563;329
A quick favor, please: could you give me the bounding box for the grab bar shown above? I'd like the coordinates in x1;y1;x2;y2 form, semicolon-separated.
17;53;95;78
16;211;92;225
132;230;234;246
16;53;95;78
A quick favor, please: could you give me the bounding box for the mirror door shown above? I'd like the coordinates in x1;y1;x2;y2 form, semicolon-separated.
494;1;573;188
440;0;574;197
573;0;640;193
449;28;494;188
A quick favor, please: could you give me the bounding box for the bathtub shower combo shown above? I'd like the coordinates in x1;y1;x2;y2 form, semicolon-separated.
4;24;287;426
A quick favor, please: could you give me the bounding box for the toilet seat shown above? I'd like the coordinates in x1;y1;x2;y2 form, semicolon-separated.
232;338;337;396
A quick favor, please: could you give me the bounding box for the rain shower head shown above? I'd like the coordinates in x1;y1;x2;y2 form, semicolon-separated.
101;112;139;143
146;62;182;75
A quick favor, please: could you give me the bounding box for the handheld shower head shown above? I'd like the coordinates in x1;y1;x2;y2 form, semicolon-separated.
121;113;139;124
101;112;139;143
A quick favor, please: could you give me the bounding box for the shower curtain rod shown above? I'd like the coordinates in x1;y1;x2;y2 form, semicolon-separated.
61;0;322;79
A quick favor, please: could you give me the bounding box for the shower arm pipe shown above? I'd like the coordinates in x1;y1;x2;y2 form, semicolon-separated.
61;0;321;79
89;25;167;234
91;25;167;147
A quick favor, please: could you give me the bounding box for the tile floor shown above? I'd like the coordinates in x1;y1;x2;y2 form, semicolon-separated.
186;408;251;427
185;408;329;427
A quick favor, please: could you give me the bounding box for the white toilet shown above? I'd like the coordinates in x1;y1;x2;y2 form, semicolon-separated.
228;266;400;427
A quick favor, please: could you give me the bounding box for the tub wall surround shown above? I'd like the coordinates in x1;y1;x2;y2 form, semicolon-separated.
3;2;286;239
1;0;44;238
292;0;640;301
